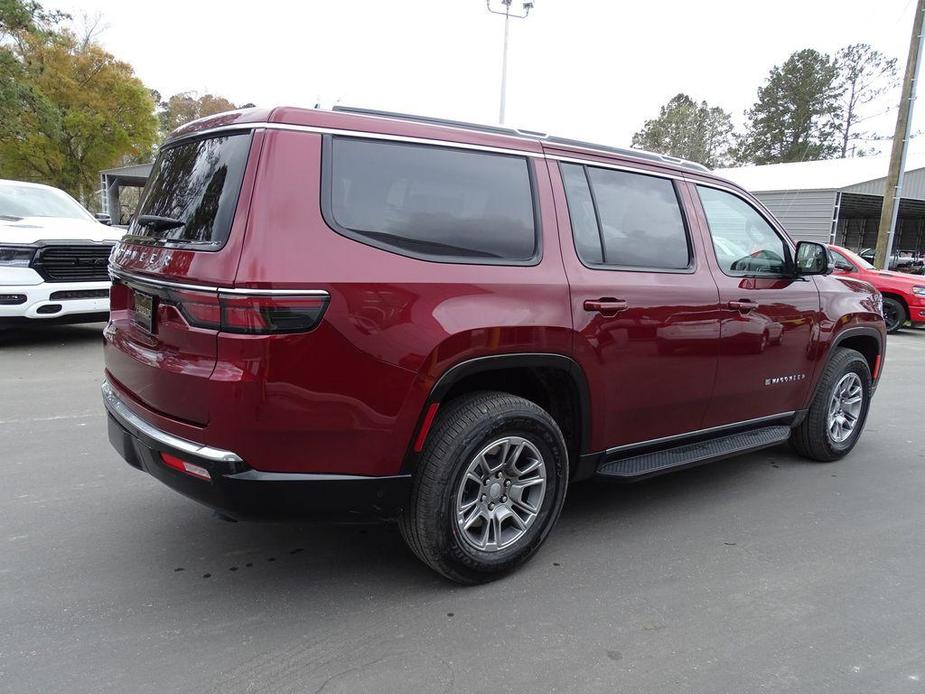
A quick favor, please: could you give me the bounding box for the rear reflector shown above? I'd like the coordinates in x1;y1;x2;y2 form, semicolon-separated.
165;288;328;334
873;354;882;379
160;452;211;481
414;402;441;453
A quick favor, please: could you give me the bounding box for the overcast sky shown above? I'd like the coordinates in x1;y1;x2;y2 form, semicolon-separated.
59;0;922;154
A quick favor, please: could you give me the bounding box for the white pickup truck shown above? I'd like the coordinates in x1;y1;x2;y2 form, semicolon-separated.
0;179;123;326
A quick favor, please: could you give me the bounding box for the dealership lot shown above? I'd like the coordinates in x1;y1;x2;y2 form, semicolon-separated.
2;325;924;693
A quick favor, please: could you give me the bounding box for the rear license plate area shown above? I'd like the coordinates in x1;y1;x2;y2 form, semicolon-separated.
132;290;156;333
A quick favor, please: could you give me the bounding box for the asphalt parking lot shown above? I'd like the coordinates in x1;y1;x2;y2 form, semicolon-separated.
2;325;924;694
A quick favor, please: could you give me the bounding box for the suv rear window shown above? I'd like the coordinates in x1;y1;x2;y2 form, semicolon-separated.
323;137;538;263
129;133;252;247
560;162;690;271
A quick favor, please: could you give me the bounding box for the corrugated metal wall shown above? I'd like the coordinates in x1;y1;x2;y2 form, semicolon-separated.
841;168;925;200
752;189;838;242
836;216;925;253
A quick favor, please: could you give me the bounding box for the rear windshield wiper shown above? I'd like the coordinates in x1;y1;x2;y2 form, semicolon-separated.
137;214;184;231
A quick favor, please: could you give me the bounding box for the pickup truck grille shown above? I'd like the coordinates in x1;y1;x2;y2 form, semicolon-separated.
31;244;113;283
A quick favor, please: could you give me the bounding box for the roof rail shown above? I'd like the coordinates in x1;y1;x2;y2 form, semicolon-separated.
545;136;710;172
331;105;526;139
330;105;710;172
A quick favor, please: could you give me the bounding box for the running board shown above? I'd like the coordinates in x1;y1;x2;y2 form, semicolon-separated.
596;425;791;481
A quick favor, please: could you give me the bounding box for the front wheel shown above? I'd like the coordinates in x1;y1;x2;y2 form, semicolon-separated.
399;391;569;584
790;348;872;462
882;296;906;334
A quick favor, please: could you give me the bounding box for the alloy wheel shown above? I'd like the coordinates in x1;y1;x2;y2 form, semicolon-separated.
455;436;547;552
827;372;864;444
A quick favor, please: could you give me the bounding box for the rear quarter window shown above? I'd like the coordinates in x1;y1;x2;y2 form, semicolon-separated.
322;137;539;264
128;132;252;248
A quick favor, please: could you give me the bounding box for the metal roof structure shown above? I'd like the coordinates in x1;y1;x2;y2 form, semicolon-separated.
716;154;925;199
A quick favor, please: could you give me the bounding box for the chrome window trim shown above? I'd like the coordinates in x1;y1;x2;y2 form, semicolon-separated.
167;122;545;159
605;411;796;456
163;122;732;180
102;380;243;464
108;266;330;297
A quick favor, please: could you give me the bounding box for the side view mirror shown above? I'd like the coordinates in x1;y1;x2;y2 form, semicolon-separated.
95;213;112;225
795;241;832;276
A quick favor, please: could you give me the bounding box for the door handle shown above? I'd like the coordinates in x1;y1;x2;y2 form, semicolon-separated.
728;299;759;313
583;298;628;315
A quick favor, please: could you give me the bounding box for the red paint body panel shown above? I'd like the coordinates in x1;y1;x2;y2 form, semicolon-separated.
102;106;887;485
829;245;925;324
546;159;721;449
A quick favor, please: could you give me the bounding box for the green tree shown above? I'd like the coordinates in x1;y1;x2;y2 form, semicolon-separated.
631;93;734;168
0;0;157;202
834;43;898;158
157;92;241;138
735;49;842;165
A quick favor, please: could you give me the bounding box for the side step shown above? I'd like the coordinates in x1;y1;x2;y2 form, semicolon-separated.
596;425;791;481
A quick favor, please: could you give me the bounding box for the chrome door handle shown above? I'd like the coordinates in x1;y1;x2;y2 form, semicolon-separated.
584;298;628;315
728;299;759;313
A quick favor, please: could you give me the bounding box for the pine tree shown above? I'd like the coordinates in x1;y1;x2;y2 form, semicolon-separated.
631;93;734;168
735;49;841;165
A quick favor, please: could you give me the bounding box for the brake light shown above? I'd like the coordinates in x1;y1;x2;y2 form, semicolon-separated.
168;289;328;334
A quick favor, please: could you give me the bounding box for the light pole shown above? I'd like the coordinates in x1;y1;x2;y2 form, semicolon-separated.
486;0;534;124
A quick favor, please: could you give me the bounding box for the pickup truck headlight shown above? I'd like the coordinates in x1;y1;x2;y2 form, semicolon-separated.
0;246;35;267
913;286;925;297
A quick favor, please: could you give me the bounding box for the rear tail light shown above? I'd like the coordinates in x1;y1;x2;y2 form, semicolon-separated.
165;289;329;334
160;452;211;480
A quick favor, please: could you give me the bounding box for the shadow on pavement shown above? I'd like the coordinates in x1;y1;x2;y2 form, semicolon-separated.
111;443;805;595
0;322;105;347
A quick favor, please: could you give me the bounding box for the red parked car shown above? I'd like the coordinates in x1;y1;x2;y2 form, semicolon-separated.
829;244;925;333
102;107;886;583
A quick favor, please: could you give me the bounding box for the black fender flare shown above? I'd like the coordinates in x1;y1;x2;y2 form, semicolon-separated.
810;324;885;403
404;353;592;472
830;325;884;369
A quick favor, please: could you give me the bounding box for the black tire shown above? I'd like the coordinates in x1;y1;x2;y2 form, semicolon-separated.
882;296;906;334
790;348;872;462
399;391;568;584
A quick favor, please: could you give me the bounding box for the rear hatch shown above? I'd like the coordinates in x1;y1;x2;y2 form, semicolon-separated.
104;130;257;425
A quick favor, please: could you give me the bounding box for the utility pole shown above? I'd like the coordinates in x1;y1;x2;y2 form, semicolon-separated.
486;1;534;124
875;0;925;269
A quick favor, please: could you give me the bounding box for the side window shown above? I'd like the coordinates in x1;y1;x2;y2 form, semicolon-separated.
831;251;854;271
559;163;690;270
697;186;790;276
324;137;538;263
559;164;603;264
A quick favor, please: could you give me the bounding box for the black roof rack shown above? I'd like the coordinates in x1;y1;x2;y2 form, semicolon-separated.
330;105;710;173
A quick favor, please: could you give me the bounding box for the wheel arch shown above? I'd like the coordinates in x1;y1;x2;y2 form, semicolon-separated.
830;325;884;382
880;291;910;313
404;353;591;475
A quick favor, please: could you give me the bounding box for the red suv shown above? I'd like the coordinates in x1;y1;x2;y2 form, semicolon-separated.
829;244;925;333
102;107;886;583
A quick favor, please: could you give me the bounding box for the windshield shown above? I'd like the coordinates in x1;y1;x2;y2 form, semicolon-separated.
0;184;93;221
839;247;876;270
130;133;252;246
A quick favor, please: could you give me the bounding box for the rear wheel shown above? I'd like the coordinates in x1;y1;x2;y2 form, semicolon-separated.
882;296;906;334
790;348;872;462
399;391;568;584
